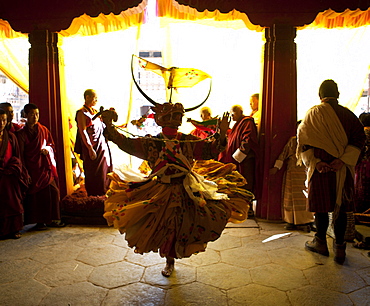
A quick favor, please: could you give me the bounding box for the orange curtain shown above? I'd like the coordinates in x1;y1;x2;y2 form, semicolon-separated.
297;8;370;117
58;4;147;169
148;0;264;134
0;20;27;39
300;8;370;29
59;1;147;37
157;0;264;31
0;19;29;93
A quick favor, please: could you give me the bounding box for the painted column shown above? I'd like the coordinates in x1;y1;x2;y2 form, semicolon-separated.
28;30;69;198
256;24;297;220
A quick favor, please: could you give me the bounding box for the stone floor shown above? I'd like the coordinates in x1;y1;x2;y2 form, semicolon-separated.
1;219;370;306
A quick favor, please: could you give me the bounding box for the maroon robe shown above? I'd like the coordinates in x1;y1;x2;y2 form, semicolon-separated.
0;131;29;236
190;128;210;139
8;122;22;133
189;120;217;140
75;107;112;196
218;116;259;193
303;100;366;213
354;127;370;213
16;123;60;224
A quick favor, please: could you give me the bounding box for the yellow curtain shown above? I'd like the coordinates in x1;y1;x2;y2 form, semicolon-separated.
0;20;29;93
156;20;264;134
300;8;370;29
157;0;264;31
56;1;147;169
58;2;147;37
0;0;148;94
3;2;370;125
296;24;370;119
150;0;265;133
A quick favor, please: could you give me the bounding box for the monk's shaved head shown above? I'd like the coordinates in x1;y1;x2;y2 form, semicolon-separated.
200;107;211;120
231;105;243;113
231;105;244;121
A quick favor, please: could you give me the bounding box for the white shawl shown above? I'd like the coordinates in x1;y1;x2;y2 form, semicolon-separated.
296;102;361;207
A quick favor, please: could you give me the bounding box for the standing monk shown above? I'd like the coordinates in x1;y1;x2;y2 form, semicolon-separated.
249;93;260;126
0;102;22;133
297;80;365;264
0;109;29;239
16;103;63;230
188;106;217;139
218;105;259;194
75;89;112;196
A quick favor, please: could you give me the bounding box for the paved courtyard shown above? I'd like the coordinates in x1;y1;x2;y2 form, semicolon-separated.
0;220;369;305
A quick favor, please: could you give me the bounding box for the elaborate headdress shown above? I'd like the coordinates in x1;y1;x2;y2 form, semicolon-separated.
131;55;212;128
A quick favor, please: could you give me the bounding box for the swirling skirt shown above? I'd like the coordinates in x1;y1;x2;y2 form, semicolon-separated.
104;176;233;259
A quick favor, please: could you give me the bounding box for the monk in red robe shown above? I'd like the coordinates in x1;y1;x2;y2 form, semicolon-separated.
75;89;112;196
188;107;217;139
218;105;259;194
0;109;29;239
0;102;22;133
16;103;63;230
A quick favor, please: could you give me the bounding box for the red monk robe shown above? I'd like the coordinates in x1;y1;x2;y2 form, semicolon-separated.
0;130;29;238
218;116;259;194
188;119;217;140
8;122;22;133
75;106;112;196
16;122;61;225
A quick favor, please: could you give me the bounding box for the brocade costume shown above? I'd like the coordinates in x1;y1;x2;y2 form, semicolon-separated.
103;126;249;259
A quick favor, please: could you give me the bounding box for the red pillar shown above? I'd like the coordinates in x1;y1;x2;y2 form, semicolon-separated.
256;24;297;220
28;30;67;198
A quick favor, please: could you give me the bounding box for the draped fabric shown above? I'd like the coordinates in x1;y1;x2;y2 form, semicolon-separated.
157;0;264;31
59;27;142;168
152;19;264;133
296;8;370;118
300;8;370;30
58;4;147;37
0;131;26;236
17;122;59;194
0;20;26;39
1;1;370;166
0;20;29;93
296;25;370;118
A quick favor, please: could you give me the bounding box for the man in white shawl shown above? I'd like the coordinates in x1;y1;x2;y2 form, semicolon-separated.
296;80;365;264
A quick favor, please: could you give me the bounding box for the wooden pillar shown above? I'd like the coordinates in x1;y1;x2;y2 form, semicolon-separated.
28;30;68;198
256;24;297;220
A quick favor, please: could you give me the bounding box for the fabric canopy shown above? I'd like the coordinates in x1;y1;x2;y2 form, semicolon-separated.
301;8;370;29
296;25;370;118
1;2;370;112
58;6;146;37
157;0;264;31
0;20;29;92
